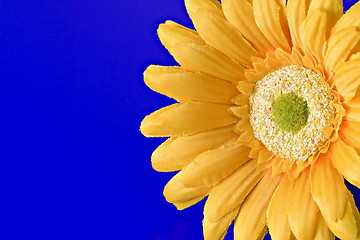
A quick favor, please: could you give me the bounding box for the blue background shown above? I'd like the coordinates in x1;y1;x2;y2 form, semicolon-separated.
0;0;359;239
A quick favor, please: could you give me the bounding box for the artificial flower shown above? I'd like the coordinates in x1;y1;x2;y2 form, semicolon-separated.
141;0;360;239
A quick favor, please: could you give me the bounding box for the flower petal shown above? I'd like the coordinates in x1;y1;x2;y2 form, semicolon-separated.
204;160;264;222
143;65;182;95
157;21;204;51
310;153;347;223
232;94;248;106
258;148;274;164
270;156;283;176
275;48;292;65
230;105;250;119
184;0;224;21
237;82;255;96
253;0;291;52
343;96;360;121
203;206;240;240
180;144;251;188
222;0;274;56
144;65;238;104
267;176;294;240
192;9;260;68
330;138;360;188
164;170;212;210
300;9;327;62
290;48;304;64
347;189;360;235
171;42;245;84
235;129;256;145
332;1;360;34
286;0;310;51
258;227;269;240
321;188;360;240
140;102;238;137
325;27;360;72
333;58;360;101
152;125;239;172
307;0;343;32
233;171;282;240
314;215;335;240
339;120;360;153
288;168;321;240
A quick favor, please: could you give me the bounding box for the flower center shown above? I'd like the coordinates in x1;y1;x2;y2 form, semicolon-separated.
272;92;309;133
249;65;335;161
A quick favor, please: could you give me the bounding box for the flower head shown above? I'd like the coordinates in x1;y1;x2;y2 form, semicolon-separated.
140;0;360;239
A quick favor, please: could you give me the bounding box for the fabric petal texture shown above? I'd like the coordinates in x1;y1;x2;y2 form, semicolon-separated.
141;0;360;239
222;0;274;56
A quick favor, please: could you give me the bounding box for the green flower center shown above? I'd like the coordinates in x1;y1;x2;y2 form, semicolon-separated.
271;92;309;133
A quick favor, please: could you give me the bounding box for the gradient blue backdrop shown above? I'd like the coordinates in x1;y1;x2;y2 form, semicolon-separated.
0;0;359;239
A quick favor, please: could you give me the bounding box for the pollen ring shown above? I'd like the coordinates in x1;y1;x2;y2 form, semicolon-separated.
249;65;335;161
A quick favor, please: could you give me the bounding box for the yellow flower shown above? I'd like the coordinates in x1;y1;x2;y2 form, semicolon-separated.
140;0;360;239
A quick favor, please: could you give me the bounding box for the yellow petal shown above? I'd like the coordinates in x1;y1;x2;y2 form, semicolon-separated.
184;0;224;21
232;94;248;106
286;163;303;181
281;160;294;173
257;158;273;172
330;138;360;188
307;0;343;32
288;168;320;240
234;119;250;135
192;10;260;69
157;21;204;51
234;171;282;240
290;48;304;65
253;0;291;53
321;189;360;240
349;52;360;61
286;0;310;51
346;189;360;237
339;120;360;153
140;102;238;137
249;140;263;159
244;55;283;83
257;228;269;240
343;96;360;121
143;65;182;94
333;58;360;101
310;153;347;222
300;9;327;62
271;156;283;176
325;27;360;71
221;0;274;56
204;160;264;222
237;82;255;96
151;125;239;172
229;105;249;119
302;53;318;70
258;148;274;164
233;117;248;132
266;52;284;69
203;206;240;240
314;215;335;240
171;42;245;84
332;1;360;34
275;48;292;65
180;144;250;188
267;176;294;240
235;129;255;145
164;170;212;210
144;65;238;104
244;69;262;84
